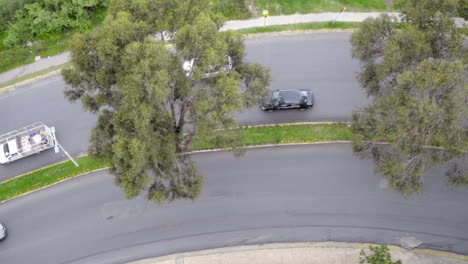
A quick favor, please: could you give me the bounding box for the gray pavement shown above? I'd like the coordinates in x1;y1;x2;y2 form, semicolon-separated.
0;32;370;180
0;52;70;84
236;32;370;125
221;12;400;31
0;144;467;264
129;242;468;264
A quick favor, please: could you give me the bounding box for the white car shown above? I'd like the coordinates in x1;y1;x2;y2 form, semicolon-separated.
0;222;6;241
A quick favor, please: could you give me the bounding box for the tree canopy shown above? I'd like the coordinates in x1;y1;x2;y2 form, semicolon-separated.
62;0;271;203
350;0;467;195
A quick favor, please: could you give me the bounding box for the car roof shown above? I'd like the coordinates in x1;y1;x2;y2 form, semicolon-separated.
275;89;311;92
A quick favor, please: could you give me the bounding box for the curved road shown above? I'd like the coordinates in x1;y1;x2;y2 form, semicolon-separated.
0;145;467;264
0;32;370;180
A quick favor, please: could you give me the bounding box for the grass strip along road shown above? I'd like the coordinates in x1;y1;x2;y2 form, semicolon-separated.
0;123;351;202
236;22;360;35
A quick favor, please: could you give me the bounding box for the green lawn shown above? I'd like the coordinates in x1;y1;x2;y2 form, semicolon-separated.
0;123;351;202
194;123;352;149
0;156;110;202
237;21;360;35
254;0;389;15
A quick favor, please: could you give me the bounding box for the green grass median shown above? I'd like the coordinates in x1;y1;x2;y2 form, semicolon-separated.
238;21;360;35
0;123;351;202
0;156;110;202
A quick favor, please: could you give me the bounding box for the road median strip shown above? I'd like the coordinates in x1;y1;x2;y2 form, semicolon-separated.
0;123;351;203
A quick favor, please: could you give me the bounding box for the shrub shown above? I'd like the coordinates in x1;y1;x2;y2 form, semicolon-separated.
360;245;402;264
3;0;109;47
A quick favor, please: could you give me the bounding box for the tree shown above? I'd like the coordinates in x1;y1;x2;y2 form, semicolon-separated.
62;0;271;203
350;0;467;195
360;245;402;264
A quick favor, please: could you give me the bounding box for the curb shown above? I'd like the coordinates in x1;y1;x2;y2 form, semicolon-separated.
0;167;109;205
0;70;62;94
127;242;468;264
0;141;351;204
187;140;352;155
0;151;89;184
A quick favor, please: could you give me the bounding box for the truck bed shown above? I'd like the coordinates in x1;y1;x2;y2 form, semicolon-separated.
0;122;56;163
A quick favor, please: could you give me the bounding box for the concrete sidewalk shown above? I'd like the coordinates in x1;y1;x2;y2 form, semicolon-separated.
221;12;399;31
0;51;71;85
128;242;468;264
0;12;397;85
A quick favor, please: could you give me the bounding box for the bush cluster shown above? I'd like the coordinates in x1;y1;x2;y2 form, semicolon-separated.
211;0;253;20
1;0;109;47
0;0;35;32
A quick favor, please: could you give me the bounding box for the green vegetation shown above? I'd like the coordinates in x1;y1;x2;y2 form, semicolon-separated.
254;0;388;15
0;123;351;203
194;123;351;149
0;6;107;73
211;0;253;20
2;0;109;47
350;0;467;195
63;0;272;204
0;62;71;89
237;21;360;34
0;32;72;73
0;0;35;32
0;156;110;202
360;245;402;264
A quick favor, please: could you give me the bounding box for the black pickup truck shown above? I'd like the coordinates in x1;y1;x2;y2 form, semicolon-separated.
261;89;314;112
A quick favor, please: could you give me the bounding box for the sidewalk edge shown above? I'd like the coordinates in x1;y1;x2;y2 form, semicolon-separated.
126;242;468;264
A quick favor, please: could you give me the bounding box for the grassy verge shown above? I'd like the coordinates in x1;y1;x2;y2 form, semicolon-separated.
0;156;110;202
237;21;360;35
0;123;351;202
254;0;389;15
0;31;73;74
0;8;107;74
194;123;352;149
0;62;72;89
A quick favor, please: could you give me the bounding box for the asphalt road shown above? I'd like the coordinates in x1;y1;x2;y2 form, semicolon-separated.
235;33;370;124
0;144;467;264
0;32;370;179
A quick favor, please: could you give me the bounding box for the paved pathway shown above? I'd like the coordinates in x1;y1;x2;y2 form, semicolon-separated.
128;242;468;264
0;52;70;84
221;12;400;31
